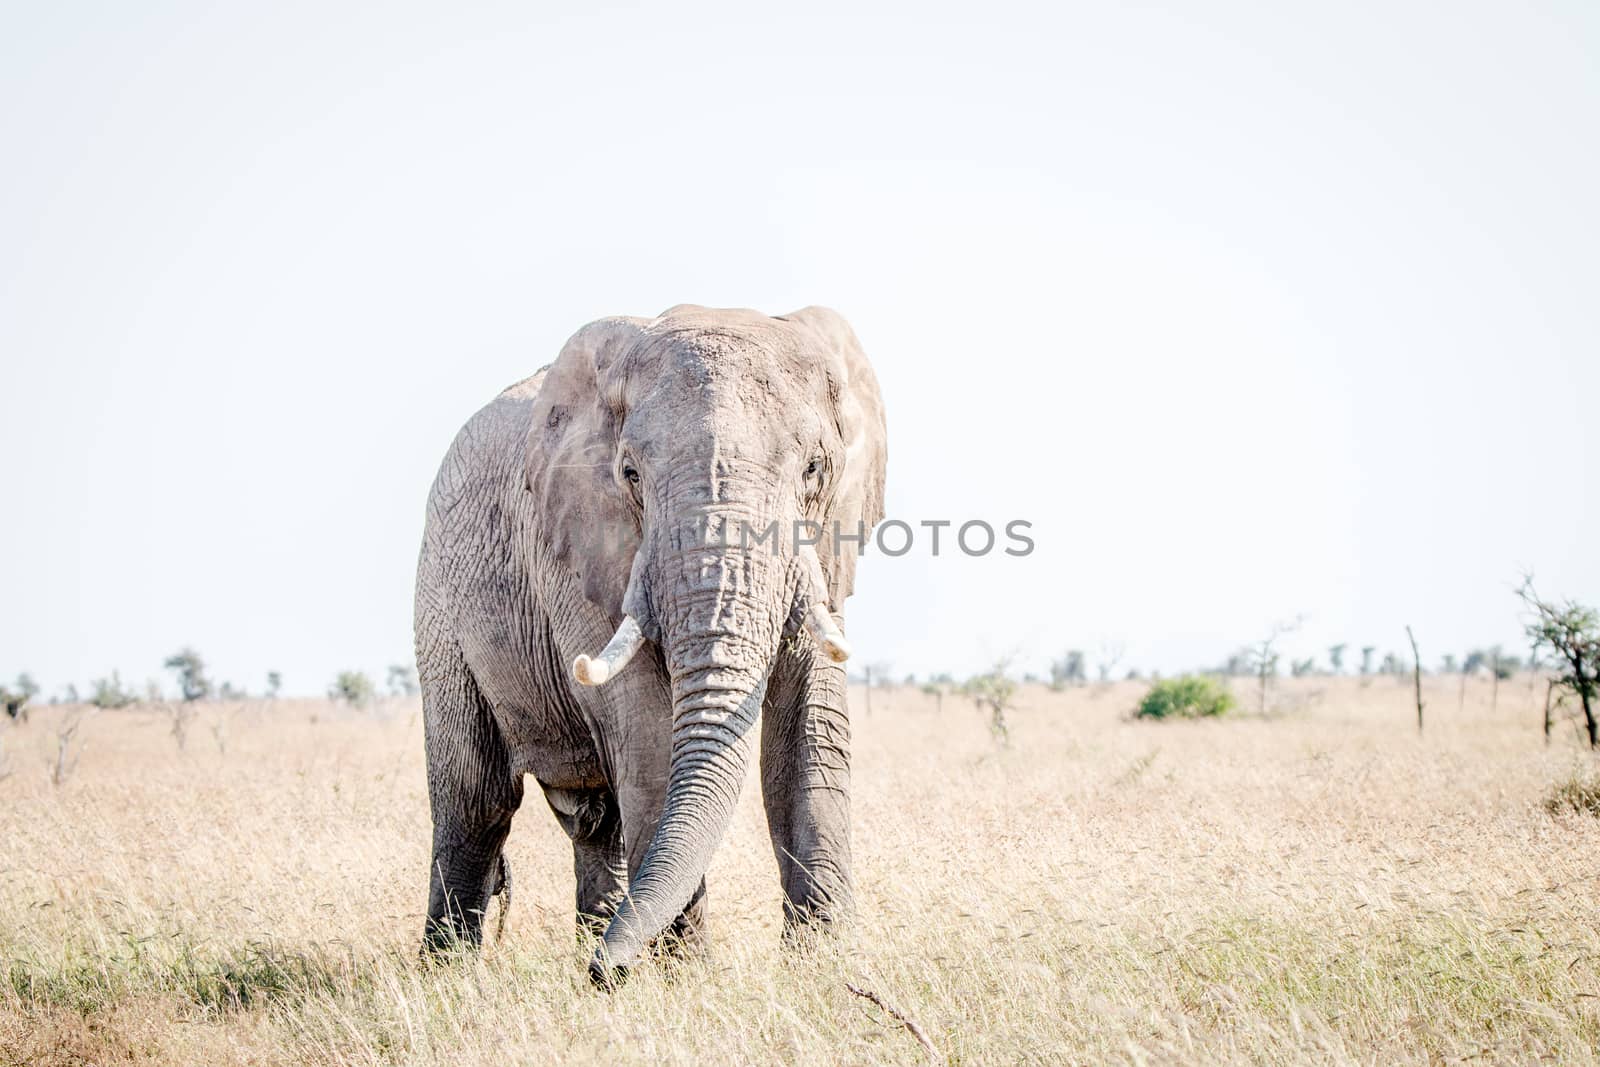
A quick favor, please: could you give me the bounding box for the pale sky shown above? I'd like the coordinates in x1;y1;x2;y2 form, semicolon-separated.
2;2;1596;697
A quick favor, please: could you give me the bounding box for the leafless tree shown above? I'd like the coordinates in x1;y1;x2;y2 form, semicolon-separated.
1249;617;1303;714
1490;647;1502;716
162;700;196;751
1095;641;1125;685
1405;625;1424;734
860;662;893;716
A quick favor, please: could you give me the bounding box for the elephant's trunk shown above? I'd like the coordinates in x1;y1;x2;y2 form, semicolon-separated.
593;485;796;976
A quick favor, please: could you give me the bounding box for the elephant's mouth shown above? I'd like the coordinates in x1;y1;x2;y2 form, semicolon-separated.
571;544;847;689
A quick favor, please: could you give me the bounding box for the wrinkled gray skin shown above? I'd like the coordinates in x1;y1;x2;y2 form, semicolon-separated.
414;305;886;982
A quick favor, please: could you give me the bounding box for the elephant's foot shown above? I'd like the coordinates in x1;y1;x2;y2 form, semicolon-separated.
421;841;515;959
780;892;853;951
420;915;478;960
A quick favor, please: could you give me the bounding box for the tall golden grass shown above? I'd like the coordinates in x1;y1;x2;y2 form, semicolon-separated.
2;676;1597;1065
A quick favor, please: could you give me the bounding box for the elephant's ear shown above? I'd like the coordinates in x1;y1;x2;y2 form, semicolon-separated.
524;317;648;619
780;306;888;608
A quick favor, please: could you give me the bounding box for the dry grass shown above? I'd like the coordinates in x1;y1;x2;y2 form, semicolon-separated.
1544;766;1600;818
2;676;1598;1065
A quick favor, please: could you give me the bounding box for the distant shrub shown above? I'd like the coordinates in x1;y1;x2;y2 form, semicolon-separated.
1;690;28;722
1048;650;1085;690
386;664;418;697
1544;768;1600;817
961;662;1018;745
1135;676;1234;720
89;672;138;709
1462;647;1519;679
329;671;375;707
164;648;212;702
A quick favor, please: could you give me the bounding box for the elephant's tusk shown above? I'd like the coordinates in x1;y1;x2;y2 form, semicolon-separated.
573;615;644;686
803;602;852;663
798;547;852;663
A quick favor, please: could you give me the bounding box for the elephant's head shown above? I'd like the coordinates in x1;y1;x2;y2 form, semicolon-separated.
524;305;886;975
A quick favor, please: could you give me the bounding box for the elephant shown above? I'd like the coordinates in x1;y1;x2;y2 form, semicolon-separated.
413;304;887;983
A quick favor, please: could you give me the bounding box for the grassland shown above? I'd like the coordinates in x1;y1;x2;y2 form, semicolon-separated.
2;676;1598;1065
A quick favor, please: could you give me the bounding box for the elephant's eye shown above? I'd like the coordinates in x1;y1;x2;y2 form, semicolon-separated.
804;458;821;479
622;464;640;485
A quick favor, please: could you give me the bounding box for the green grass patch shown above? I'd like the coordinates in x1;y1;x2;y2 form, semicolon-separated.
1135;676;1235;720
4;935;369;1016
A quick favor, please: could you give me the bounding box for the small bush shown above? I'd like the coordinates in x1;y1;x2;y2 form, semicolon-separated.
1135;675;1234;720
89;672;138;709
1543;768;1600;817
328;671;375;708
961;663;1018;745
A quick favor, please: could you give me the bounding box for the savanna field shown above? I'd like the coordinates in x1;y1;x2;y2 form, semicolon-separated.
3;676;1598;1066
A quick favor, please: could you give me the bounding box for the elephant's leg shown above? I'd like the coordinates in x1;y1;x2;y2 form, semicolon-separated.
542;785;626;935
422;647;523;954
761;636;853;932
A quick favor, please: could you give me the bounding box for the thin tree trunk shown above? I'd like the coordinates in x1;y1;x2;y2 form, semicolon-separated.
1544;677;1555;745
1406;625;1423;734
1457;670;1466;713
1575;656;1598;748
1490;652;1500;715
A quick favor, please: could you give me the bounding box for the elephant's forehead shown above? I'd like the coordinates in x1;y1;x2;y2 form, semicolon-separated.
621;327;832;442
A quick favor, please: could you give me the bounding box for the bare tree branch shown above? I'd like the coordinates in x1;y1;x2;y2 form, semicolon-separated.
1406;625;1424;734
846;982;942;1064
